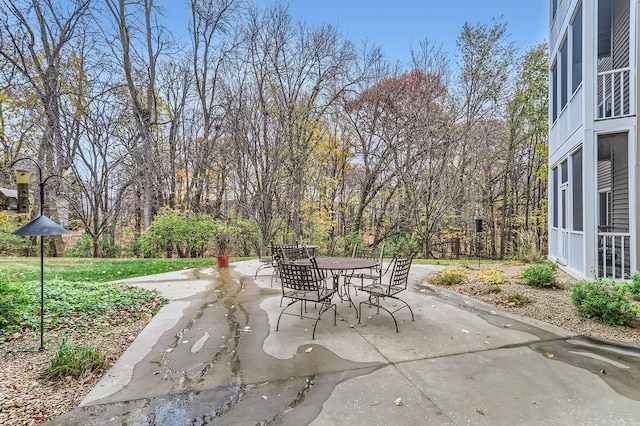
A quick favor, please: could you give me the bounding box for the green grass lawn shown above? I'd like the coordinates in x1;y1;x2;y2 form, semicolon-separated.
0;257;217;283
0;257;219;340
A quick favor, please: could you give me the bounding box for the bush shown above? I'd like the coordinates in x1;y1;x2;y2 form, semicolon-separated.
628;273;640;300
429;267;469;286
505;293;530;305
481;285;502;295
0;279;30;334
520;262;558;288
387;232;419;257
570;280;639;325
515;228;545;262
68;234;121;258
0;212;33;255
477;267;507;285
139;209;216;258
40;341;108;381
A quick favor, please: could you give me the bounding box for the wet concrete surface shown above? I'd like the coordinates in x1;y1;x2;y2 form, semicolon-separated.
48;261;640;425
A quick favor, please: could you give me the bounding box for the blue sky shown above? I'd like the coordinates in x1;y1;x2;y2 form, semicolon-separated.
164;0;548;64
276;0;548;63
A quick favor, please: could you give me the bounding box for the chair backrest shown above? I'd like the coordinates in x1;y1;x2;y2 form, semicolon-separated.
278;258;324;294
387;255;413;292
279;245;310;261
272;244;296;263
352;244;384;260
352;244;385;269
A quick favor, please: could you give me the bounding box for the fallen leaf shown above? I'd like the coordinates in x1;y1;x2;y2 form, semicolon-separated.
393;398;403;406
546;352;554;358
476;408;485;415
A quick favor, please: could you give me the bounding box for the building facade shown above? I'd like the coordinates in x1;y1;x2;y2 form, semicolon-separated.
549;0;638;279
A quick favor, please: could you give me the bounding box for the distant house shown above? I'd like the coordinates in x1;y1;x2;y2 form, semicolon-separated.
0;188;18;211
549;0;636;279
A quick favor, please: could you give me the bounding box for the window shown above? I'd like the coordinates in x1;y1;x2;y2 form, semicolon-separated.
552;0;558;19
571;5;583;92
561;160;568;183
551;61;558;121
561;187;567;229
552;167;558;227
598;0;612;59
560;41;568;109
599;190;612;230
572;149;583;231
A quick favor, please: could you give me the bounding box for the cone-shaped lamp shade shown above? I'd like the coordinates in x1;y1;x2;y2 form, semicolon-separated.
13;215;67;236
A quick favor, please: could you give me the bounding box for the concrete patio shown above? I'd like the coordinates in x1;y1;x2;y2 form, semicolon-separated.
48;259;640;425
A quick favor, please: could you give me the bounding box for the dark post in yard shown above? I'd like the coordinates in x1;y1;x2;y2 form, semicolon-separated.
10;158;67;352
474;215;484;269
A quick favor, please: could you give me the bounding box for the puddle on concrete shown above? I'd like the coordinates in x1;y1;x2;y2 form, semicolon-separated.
531;336;640;401
424;283;563;341
425;284;640;402
56;266;385;425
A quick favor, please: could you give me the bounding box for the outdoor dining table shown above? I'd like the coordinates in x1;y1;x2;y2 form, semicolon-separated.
294;256;379;315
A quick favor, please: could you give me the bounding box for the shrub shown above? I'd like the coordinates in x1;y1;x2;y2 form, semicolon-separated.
387;232;419;257
139;209;216;258
68;234;121;258
570;280;639;325
515;228;545;262
520;262;558;288
481;285;502;295
477;267;507;285
40;341;109;381
505;293;530;305
0;279;30;334
429;267;469;286
0;212;32;255
628;273;640;300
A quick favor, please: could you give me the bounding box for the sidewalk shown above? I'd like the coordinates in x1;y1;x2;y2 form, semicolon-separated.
48;260;640;425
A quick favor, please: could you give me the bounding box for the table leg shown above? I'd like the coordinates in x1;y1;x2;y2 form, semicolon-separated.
334;271;358;318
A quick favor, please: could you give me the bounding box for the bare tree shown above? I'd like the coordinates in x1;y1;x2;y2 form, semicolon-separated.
65;85;133;257
186;0;244;213
228;4;359;243
103;0;165;229
1;0;90;253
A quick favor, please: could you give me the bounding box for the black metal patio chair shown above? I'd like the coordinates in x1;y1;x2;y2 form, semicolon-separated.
269;243;300;287
276;258;337;339
347;243;386;295
254;244;274;279
358;255;414;333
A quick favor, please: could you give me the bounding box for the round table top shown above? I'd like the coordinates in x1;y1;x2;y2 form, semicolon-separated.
308;256;378;270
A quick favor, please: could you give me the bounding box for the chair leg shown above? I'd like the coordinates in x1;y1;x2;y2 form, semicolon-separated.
276;299;301;331
312;299;337;340
387;295;415;321
254;264;270;279
358;295;400;333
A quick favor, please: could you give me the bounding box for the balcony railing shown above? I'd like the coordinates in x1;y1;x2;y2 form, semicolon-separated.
597;232;631;279
597;68;631;119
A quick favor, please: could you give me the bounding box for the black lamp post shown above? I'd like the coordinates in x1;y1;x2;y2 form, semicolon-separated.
10;158;66;351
